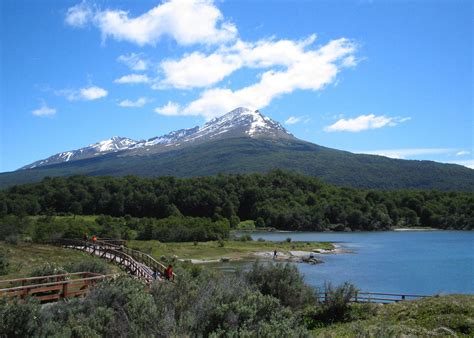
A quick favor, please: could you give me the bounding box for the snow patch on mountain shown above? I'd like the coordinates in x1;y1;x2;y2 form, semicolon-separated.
21;108;294;170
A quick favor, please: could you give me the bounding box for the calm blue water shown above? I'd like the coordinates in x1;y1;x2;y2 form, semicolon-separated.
247;231;474;295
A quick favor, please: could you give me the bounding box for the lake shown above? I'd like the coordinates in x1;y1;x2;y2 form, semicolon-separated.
240;231;473;295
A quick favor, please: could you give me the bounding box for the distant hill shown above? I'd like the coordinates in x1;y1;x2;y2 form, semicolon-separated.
1;107;473;191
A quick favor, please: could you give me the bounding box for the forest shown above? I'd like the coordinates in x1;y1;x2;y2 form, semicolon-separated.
0;170;472;238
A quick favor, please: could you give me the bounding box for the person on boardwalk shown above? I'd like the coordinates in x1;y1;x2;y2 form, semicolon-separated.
164;264;174;281
83;233;88;241
273;250;278;260
91;235;97;243
152;269;158;280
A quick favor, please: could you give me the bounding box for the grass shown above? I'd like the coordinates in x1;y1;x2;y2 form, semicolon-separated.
312;295;474;337
0;243;121;280
127;239;334;261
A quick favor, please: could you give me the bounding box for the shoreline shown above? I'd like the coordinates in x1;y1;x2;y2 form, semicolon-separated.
180;244;351;265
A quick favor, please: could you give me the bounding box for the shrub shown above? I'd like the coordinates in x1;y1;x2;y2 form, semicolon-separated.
0;249;9;275
29;263;66;277
64;260;109;275
236;234;253;241
5;235;20;245
0;298;41;337
316;282;358;323
286;237;292;243
245;262;316;309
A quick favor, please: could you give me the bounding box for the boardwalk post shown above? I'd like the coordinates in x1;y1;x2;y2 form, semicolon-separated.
63;281;68;298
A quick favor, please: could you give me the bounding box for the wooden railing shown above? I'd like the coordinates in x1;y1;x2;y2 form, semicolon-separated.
318;291;428;304
122;246;171;279
0;272;109;302
49;238;176;282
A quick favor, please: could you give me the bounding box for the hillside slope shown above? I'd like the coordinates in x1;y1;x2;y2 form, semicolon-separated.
1;137;473;191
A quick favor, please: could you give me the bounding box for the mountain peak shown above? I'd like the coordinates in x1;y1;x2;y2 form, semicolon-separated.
21;107;294;170
202;107;292;138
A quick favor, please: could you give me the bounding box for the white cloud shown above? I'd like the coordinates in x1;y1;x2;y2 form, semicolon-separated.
66;0;237;46
114;74;150;84
119;97;148;108
156;38;357;119
234;35;317;68
324;114;410;132
158;35;321;89
117;53;149;71
447;160;474;169
160;52;242;89
65;2;92;27
57;86;108;101
285;116;310;125
80;86;108;100
32;102;56;117
357;148;454;159
285;116;302;125
456;150;470;156
155;101;181;116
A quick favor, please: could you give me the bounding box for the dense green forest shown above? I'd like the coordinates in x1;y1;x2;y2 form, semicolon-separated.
1;171;472;237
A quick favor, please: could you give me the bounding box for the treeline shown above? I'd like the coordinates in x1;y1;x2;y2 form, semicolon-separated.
0;215;230;243
1;170;473;231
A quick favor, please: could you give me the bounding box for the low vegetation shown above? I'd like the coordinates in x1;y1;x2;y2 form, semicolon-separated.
0;243;119;279
1;263;472;337
127;239;333;261
312;295;474;336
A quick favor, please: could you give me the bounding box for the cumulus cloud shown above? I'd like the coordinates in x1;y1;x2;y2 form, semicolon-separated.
285;116;302;125
57;86;108;101
32;102;56;117
156;38;357;119
67;1;359;120
65;0;237;46
155;101;181;115
157;35;320;89
285;116;310;125
160;52;242;89
447;160;474;169
118;97;148;107
117;53;149;71
324;114;410;132
357;148;454;159
65;2;93;27
114;74;150;84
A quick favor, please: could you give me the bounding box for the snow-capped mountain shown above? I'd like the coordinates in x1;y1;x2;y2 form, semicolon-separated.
22;136;138;169
21;108;294;169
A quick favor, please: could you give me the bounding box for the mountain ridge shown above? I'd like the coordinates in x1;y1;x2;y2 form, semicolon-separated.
22;107;293;169
3;107;474;191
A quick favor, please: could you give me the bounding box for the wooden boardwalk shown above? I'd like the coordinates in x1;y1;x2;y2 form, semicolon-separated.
0;272;108;302
51;238;175;283
0;239;176;302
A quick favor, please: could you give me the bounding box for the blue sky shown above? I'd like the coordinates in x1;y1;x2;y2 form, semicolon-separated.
1;0;472;172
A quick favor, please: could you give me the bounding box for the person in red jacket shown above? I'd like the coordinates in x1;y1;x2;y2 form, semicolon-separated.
164;264;174;281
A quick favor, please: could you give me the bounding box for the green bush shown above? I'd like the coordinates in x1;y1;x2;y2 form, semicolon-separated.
0;249;9;275
0;298;41;337
245;262;317;309
29;263;66;277
5;235;20;245
64;260;109;275
315;282;358;324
